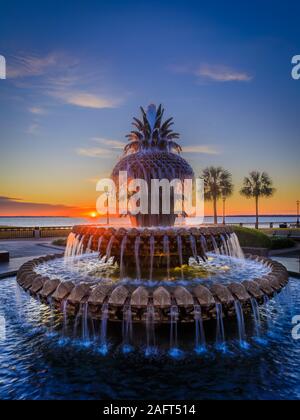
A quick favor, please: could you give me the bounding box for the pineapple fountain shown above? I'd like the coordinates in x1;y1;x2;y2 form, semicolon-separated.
16;105;289;353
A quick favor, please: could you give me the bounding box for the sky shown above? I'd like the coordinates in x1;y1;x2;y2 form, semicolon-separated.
0;0;299;217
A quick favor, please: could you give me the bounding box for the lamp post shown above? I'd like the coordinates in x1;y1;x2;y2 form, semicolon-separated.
222;197;226;225
297;200;300;228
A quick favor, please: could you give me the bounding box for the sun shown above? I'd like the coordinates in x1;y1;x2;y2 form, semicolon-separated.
90;211;98;219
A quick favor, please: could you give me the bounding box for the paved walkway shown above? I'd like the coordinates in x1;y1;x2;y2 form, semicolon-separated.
0;239;64;279
269;243;300;256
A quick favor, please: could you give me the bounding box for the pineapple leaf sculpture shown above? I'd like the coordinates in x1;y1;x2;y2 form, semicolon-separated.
124;104;182;154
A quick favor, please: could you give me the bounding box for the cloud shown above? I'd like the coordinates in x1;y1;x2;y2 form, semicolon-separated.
170;62;252;83
28;106;47;115
0;196;21;202
7;52;70;79
195;64;252;82
77;137;125;158
0;196;77;216
8;51;124;109
182;145;219;154
53;92;121;109
76;147;114;158
92;137;125;149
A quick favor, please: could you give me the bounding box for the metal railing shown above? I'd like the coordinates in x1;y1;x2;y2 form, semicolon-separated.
0;226;72;240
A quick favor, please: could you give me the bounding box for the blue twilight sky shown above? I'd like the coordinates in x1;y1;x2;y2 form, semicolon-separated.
0;0;299;215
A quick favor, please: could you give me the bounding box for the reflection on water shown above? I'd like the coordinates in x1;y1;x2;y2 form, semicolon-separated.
0;277;300;400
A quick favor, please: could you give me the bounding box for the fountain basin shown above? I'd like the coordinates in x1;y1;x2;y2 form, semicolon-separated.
67;225;236;273
16;253;288;323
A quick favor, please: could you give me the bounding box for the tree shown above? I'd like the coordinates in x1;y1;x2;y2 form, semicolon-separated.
202;166;234;224
240;171;275;229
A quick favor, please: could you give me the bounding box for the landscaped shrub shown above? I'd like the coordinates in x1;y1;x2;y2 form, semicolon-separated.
52;238;67;247
233;226;272;249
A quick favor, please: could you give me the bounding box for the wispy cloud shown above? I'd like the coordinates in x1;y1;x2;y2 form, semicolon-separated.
77;137;125;158
53;92;121;109
195;64;252;82
0;196;76;216
28;106;47;115
182;145;219;154
7;52;73;79
8;51;125;109
92;137;125;149
76;147;114;158
170;62;252;83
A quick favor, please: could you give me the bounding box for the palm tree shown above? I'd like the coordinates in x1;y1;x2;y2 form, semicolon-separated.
202;166;234;224
240;171;275;229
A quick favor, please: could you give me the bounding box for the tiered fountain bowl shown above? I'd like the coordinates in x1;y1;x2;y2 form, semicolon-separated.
16;104;289;337
16;225;289;324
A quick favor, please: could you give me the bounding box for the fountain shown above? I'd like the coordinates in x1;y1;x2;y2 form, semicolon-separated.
16;104;289;352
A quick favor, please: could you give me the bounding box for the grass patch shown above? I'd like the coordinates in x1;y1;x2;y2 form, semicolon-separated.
233;226;272;249
52;238;67;247
234;226;296;250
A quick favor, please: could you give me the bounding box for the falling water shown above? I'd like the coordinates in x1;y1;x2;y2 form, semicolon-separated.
99;303;109;353
62;300;68;336
194;305;206;352
146;304;156;350
82;302;89;342
263;295;275;336
211;235;220;255
220;234;230;256
170;305;179;349
73;306;82;337
163;235;170;279
177;235;184;278
75;235;85;257
215;302;226;350
228;233;244;259
149;236;155;280
122;304;133;348
200;235;208;253
97;235;103;253
64;233;76;258
64;233;86;259
86;235;93;253
105;236;115;261
120;235;127;279
47;297;55;334
134;236;141;279
190;235;197;260
234;300;248;348
250;297;261;338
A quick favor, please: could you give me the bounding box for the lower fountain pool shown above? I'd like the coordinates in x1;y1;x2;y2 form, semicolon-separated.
0;276;299;400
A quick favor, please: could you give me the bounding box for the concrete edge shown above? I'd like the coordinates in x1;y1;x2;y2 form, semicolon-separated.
288;271;300;279
0;270;17;279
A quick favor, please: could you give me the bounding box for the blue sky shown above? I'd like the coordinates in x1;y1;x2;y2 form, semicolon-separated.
0;0;299;215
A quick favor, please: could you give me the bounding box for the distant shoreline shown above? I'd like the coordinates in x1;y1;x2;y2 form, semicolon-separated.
0;215;298;219
0;216;70;218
